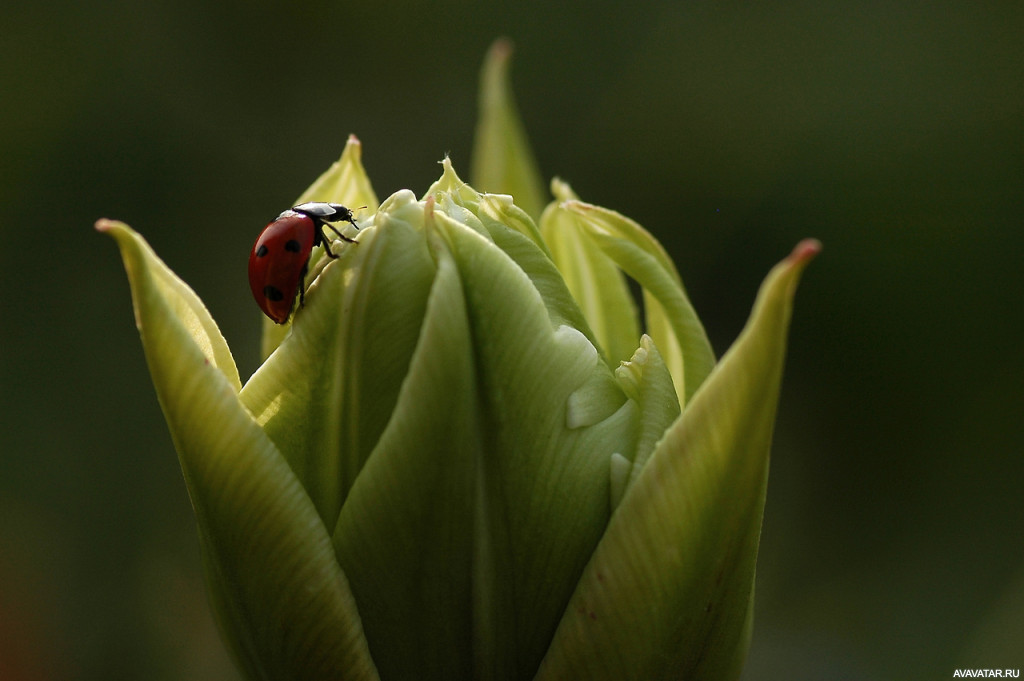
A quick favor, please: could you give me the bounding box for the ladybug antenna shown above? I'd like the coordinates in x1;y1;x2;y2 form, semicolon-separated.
350;206;367;230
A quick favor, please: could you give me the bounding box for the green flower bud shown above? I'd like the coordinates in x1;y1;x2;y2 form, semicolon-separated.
97;42;818;681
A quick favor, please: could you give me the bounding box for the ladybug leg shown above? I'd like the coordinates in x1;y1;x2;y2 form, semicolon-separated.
297;260;309;309
323;221;359;245
321;236;338;259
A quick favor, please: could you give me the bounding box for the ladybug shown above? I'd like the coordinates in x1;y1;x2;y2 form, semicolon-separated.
248;202;360;324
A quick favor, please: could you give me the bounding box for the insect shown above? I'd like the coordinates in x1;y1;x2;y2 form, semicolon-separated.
248;202;360;324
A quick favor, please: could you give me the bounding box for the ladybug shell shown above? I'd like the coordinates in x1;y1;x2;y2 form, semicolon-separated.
248;212;317;324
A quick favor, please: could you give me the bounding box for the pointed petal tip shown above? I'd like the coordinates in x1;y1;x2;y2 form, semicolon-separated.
94;218;120;233
94;218;139;251
341;134;364;162
790;238;822;264
488;37;514;61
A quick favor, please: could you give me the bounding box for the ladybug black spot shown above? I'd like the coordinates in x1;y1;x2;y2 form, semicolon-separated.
285;239;301;253
256;244;269;257
263;285;284;302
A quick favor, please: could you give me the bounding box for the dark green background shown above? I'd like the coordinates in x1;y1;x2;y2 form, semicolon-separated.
2;1;1021;679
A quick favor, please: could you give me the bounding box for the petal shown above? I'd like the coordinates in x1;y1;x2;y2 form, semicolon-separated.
332;226;480;679
241;190;436;528
296;134;381;215
537;240;821;681
259;135;381;360
470;38;547;220
560;200;716;408
95;219;240;391
429;157;550;254
98;220;379;680
540;179;641;367
433;210;633;676
428;160;600;351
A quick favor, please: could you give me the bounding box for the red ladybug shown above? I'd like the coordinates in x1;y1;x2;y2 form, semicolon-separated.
248;202;360;324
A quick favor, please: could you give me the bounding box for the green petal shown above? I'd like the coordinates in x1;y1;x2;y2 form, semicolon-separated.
434;210;633;677
428;160;600;353
537;240;821;681
332;230;479;680
296;134;381;214
540;179;641;367
560;200;716;407
98;220;378;681
260;135;381;360
470;38;547;221
423;156;481;210
241;190;436;528
427;158;548;251
96;220;240;392
478;190;551;257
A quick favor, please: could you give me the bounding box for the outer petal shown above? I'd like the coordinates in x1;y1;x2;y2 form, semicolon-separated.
537;240;821;681
260;135;380;359
470;38;547;220
96;220;240;391
98;220;378;681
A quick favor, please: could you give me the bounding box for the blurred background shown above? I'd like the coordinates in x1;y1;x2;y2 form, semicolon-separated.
2;0;1022;679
